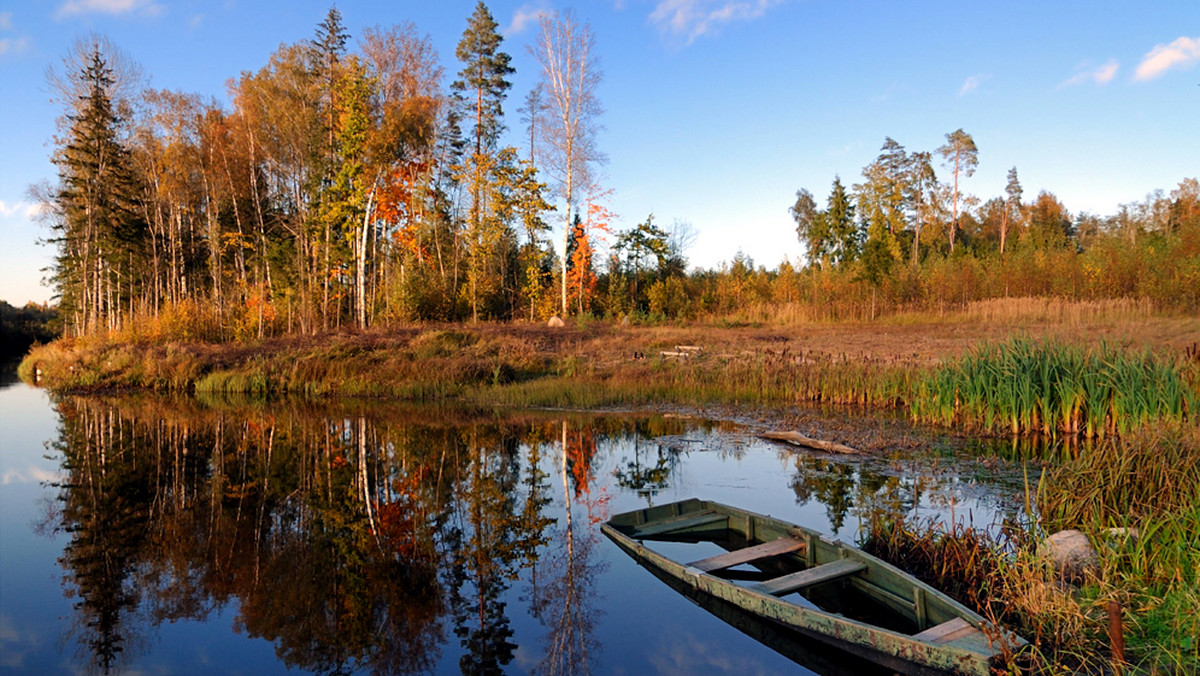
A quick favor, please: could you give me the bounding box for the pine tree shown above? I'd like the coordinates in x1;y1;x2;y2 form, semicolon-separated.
452;2;516;321
937;129;979;252
452;2;514;156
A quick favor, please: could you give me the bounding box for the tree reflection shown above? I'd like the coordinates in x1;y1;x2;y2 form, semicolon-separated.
46;398;573;675
790;452;938;535
533;421;607;676
612;423;680;501
44;398;731;674
54;400;154;674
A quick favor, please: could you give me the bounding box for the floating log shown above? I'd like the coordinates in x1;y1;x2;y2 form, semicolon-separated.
759;430;863;455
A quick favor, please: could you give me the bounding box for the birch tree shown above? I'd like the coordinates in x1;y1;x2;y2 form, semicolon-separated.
532;11;605;316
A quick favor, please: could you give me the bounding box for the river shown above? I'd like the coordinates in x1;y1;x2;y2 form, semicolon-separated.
0;369;1026;675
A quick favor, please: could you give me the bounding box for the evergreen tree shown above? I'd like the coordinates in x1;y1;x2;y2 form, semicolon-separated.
906;151;937;265
54;46;146;334
1001;166;1023;254
825;176;858;266
854;137;910;266
452;2;518;321
310;6;352;327
311;5;351;163
452;2;514;156
937;129;979;252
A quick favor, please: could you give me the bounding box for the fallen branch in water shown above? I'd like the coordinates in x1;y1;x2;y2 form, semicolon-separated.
759;430;864;455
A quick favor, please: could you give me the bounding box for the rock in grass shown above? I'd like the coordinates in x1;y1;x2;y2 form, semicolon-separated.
547;316;565;328
1039;529;1099;581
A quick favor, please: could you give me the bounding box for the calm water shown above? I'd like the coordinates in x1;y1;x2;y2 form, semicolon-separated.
0;373;1024;675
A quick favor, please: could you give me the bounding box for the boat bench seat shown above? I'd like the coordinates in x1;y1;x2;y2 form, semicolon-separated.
914;617;983;644
750;558;867;596
632;511;728;538
687;536;806;573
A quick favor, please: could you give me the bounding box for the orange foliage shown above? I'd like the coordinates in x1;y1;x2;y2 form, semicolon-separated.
564;428;597;498
375;159;429;259
566;194;615;314
566;226;596;313
376;465;436;561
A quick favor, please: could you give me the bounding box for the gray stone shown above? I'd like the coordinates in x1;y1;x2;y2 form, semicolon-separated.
547;316;565;328
1039;529;1099;581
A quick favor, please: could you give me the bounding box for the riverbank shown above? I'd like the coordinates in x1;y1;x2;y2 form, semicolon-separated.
20;303;1199;398
21;308;1197;439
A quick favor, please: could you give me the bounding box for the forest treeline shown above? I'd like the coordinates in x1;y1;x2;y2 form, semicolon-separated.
0;300;57;360
36;3;1200;341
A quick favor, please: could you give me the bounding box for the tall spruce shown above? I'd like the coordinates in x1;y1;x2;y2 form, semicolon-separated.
311;5;350;169
54;46;144;334
854;137;910;265
1001;166;1023;254
310;7;351;328
825;176;858;267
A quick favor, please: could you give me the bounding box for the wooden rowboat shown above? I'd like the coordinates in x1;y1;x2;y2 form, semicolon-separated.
601;498;1025;675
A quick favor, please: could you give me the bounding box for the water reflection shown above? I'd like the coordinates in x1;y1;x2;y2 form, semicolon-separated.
21;393;1025;675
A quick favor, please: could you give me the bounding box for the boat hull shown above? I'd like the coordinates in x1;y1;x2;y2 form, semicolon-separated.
602;498;1022;676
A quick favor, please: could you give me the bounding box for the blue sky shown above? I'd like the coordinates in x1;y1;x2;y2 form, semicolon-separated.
1;0;1198;305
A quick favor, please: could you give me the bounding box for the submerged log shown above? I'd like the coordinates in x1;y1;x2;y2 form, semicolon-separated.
759;430;863;455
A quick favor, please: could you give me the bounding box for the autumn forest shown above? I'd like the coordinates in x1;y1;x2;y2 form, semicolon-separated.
35;3;1200;342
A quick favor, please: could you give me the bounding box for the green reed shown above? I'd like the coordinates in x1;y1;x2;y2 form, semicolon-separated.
914;337;1196;438
1036;427;1200;671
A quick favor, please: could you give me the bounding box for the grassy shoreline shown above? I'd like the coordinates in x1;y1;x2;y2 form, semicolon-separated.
20;311;1197;433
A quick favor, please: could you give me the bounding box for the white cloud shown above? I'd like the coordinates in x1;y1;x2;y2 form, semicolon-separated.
0;201;46;220
508;3;551;35
2;466;63;485
0;12;12;30
1060;59;1119;88
56;0;163;19
0;36;29;57
649;0;784;45
1135;36;1200;81
958;75;985;96
0;201;26;218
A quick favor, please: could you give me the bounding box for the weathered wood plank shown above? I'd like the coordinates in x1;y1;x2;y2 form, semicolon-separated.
914;617;981;644
759;431;863;455
687;536;805;573
750;558;866;596
633;512;727;538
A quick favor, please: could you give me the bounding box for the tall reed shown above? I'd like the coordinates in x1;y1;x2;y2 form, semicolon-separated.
914;337;1197;438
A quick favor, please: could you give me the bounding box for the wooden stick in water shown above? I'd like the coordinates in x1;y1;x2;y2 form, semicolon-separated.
759;430;863;455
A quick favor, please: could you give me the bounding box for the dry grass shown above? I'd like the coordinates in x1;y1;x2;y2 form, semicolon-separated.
20;300;1199;409
959;297;1155;325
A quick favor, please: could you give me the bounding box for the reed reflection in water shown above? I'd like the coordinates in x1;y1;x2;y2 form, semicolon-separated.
32;394;1021;675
